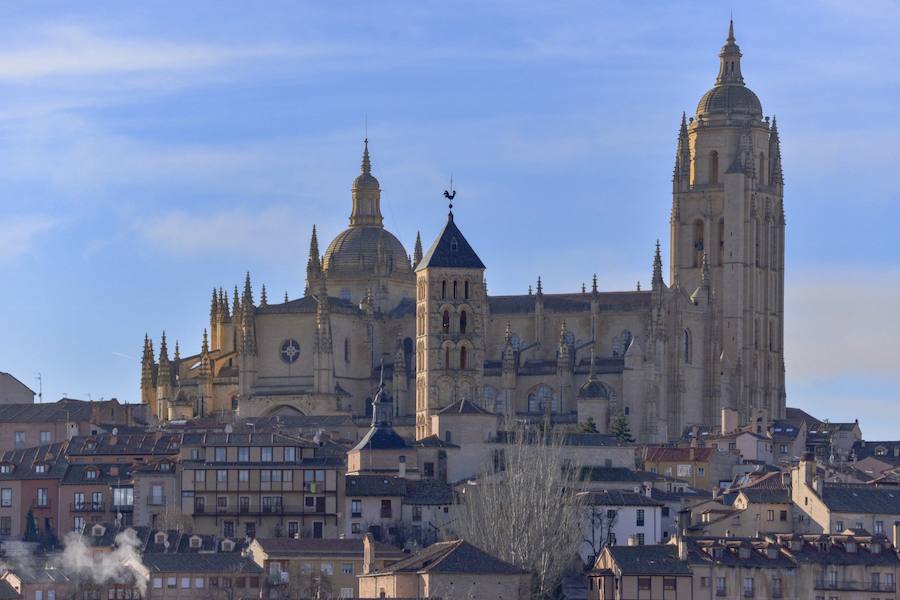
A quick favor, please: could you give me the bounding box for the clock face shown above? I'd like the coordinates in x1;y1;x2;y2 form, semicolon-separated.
280;339;301;364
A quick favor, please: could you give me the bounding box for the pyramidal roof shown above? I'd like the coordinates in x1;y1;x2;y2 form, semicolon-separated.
416;213;485;271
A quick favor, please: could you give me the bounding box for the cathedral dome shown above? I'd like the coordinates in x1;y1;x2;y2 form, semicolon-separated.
321;139;412;278
696;85;762;119
323;226;411;275
695;21;763;121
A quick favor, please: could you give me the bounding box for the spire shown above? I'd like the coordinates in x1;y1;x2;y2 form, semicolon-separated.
558;321;569;348
219;288;229;318
504;321;513;346
769;116;784;186
243;272;253;305
210;289;219;322
174;340;181;362
716;18;744;85
158;331;169;363
652;240;665;290
233;286;241;321
370;359;391;427
201;328;209;355
349;139;383;227
140;334;155;390
536;276;543;297
307;225;321;273
413;231;423;267
674;112;691;184
284;290;289;303
591;273;598;295
361;138;371;175
260;285;268;307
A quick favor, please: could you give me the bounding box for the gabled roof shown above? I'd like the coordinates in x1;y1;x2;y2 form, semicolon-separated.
605;545;691;575
435;398;493;416
141;553;262;574
413;434;459;449
416;214;484;271
578;490;663;507
738;488;791;505
351;425;411;452
643;447;717;463
369;539;526;575
253;537;405;558
821;484;900;515
345;475;407;497
405;479;455;505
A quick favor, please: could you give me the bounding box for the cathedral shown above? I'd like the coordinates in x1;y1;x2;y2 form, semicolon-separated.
139;22;785;443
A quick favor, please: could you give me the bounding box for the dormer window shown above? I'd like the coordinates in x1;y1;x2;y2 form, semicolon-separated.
34;464;47;474
85;469;98;480
155;532;167;545
222;540;235;552
92;524;105;538
190;535;202;549
1;464;14;474
160;462;172;472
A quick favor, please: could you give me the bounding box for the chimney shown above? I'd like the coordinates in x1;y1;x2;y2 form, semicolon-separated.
398;455;406;478
799;452;816;487
627;536;638;547
363;533;375;575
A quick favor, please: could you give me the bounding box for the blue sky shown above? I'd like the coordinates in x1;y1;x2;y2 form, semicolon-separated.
1;1;899;438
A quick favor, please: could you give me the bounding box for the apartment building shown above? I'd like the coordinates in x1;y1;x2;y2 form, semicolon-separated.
0;442;68;541
58;463;135;533
179;431;344;539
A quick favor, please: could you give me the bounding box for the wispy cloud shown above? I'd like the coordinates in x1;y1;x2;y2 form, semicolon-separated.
0;215;59;263
0;25;315;82
136;205;307;259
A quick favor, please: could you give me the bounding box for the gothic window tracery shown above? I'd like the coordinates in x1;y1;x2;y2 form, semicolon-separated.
693;220;705;267
612;330;633;357
683;329;692;364
527;384;557;414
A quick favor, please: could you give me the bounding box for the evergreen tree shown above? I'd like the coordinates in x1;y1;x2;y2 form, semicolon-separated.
22;509;39;542
578;417;599;433
611;412;634;443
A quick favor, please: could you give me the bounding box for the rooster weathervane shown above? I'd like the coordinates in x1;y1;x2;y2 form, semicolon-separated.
443;175;456;215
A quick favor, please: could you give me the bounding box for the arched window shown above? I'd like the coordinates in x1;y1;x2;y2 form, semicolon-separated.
768;320;775;352
464;281;470;299
759;152;766;185
445;430;452;443
693;220;705;267
459;346;467;370
452;281;458;299
613;330;633;357
444;347;451;369
718;218;725;265
709;151;719;185
442;310;450;333
683;329;692;364
527;385;556;413
754;319;760;350
344;338;351;363
483;385;500;413
459;310;467;334
441;280;446;299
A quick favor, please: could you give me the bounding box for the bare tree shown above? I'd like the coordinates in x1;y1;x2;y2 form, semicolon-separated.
580;502;618;567
455;427;584;599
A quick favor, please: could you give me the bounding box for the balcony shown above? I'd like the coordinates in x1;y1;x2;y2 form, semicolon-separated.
715;589;726;597
814;580;895;592
31;500;51;510
147;495;166;506
71;502;106;512
111;504;134;514
266;573;289;586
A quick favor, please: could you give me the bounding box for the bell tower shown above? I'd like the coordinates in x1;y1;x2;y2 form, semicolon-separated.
670;20;785;423
414;204;486;439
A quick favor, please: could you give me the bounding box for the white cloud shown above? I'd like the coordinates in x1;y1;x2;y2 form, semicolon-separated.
137;205;311;259
0;215;58;262
0;25;313;82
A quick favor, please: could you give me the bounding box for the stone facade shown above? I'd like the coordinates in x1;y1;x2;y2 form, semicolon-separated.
142;22;786;443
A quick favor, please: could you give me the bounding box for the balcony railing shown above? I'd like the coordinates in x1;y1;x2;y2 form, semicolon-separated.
147;495;166;506
192;504;332;517
266;573;289;586
31;499;51;509
71;502;106;512
814;580;896;592
111;504;134;513
715;588;727;597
